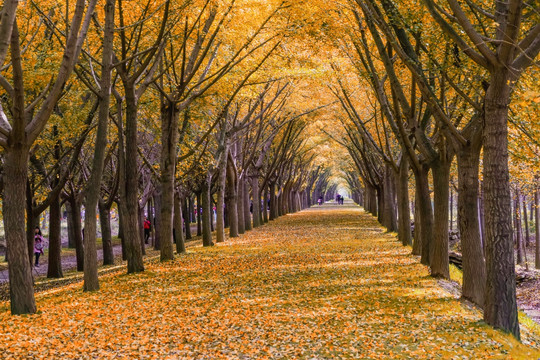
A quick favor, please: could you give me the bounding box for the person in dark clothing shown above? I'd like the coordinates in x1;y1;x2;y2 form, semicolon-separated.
34;227;45;267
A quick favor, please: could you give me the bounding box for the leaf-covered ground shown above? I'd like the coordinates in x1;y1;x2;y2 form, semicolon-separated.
1;205;539;359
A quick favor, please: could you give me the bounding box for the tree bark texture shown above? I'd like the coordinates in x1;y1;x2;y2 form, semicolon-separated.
482;71;519;339
456;138;485;307
243;177;252;231
159;102;179;261
216;143;229;243
119;85;144;274
430;160;451;279
415;166;433;266
99;201;114;265
226;154;239;237
202;173;213;246
535;187;539;269
514;190;524;265
47;192;63;278
183;197;192;240
4;146;36;314
251;175;261;228
82;0;116;290
196;192;202;236
397;155;412;246
382;164;398;232
174;192;186;254
153;188;162;251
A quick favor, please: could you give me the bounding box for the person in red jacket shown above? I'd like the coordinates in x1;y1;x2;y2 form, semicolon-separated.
143;217;151;244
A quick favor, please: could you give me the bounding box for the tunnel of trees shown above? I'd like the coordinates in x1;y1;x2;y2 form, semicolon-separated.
0;0;538;341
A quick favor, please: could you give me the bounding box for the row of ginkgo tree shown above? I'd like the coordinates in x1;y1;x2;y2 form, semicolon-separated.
327;0;540;340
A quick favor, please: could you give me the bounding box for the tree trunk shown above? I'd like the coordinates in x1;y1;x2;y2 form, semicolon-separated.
183;197;192;240
263;185;269;223
237;176;245;234
117;204;127;261
397;155;412;246
174;192;186;254
412;190;422;256
47;192;63;278
449;186;453;232
25;193;38;265
4;146;36;314
138;206;146;257
251;175;261;228
119;85;144;274
159;101;179;261
68;197;84;271
99;201;114;265
153;188;162;251
479;185;486;252
243;176;252;231
66;201;76;249
415;166;433;266
202;173;213;246
382;164;398;232
456;136;485;307
82;0;115;290
366;184;377;215
269;182;277;220
216;144;229;243
535;186;539;269
430;159;451;279
196;192;202;236
226;155;239;238
515;189;524;265
277;191;284;217
522;195;530;247
482;71;519;339
147;198;154;246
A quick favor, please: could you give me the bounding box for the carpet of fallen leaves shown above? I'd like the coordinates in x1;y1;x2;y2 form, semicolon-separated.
1;205;539;359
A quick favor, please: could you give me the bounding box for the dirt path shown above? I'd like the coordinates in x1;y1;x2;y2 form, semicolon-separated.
0;204;538;358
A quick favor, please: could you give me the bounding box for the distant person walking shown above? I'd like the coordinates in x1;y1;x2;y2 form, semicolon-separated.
34;227;45;267
318;197;323;206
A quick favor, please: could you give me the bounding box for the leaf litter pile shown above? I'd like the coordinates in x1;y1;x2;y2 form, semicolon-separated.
1;205;539;359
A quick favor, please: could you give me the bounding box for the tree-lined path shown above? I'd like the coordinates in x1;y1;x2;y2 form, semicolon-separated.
1;204;538;359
